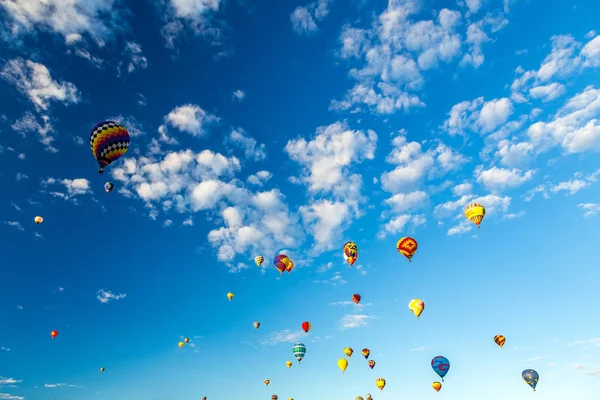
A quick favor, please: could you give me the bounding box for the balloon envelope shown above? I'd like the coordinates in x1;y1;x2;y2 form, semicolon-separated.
397;237;418;262
522;369;539;390
338;358;348;373
431;356;450;380
90;121;130;173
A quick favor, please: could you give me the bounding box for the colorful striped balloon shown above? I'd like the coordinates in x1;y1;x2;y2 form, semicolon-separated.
292;342;306;363
90;121;130;174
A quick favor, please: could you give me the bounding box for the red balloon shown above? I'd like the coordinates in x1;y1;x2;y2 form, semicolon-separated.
301;321;311;333
50;330;58;339
352;294;361;304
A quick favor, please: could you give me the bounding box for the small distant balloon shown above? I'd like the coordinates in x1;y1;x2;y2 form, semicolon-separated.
465;203;486;228
352;294;361;304
104;182;114;193
368;360;376;369
408;299;425;318
397;237;418;262
431;356;450;381
343;241;358;266
522;369;539;391
50;330;58;339
184;338;190;343
376;378;386;391
227;292;234;301
271;396;278;400
432;381;442;392
273;254;294;275
301;321;311;333
338;358;348;373
293;342;306;363
494;334;506;349
34;216;43;224
343;347;354;357
100;367;105;372
286;361;292;369
254;322;260;330
264;379;270;386
254;255;264;267
362;349;370;359
90;121;130;174
178;342;184;348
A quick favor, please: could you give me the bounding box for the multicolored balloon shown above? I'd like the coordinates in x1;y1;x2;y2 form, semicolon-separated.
522;369;539;391
34;216;43;224
494;334;506;349
343;347;354;357
271;396;278;400
431;356;450;381
254;322;260;330
50;330;58;339
301;321;311;333
432;381;442;392
90;121;130;174
368;360;376;369
397;237;418;262
352;294;361;304
100;367;105;372
184;338;190;343
376;378;386;391
274;254;294;275
338;358;348;373
254;256;264;267
286;361;292;369
104;182;114;193
227;292;234;301
293;342;306;363
264;379;270;386
343;241;358;266
408;299;425;318
362;349;370;359
465;203;486;228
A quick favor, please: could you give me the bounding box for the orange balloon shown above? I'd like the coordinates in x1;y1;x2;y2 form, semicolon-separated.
432;381;442;392
397;237;418;262
352;294;361;304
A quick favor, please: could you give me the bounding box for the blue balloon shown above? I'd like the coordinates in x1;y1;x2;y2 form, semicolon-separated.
522;369;539;391
104;182;114;193
431;356;450;381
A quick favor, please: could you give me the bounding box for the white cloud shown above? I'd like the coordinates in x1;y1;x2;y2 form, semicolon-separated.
232;89;245;101
226;129;266;161
316;261;333;273
551;179;590;195
4;221;24;231
503;210;525;220
378;213;425;239
442;97;513;136
1;59;79;111
11;112;56;152
578;203;600;217
475;166;535;191
260;329;304;346
452;182;473;196
159;0;223;50
96;289;127;303
162;104;219;138
290;0;330;35
41;177;92;202
0;377;22;386
119;41;148;75
529;82;566;102
409;346;426;351
339;314;373;330
247;170;272;186
0;394;24;400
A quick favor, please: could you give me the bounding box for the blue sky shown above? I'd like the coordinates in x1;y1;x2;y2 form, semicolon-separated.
1;0;599;399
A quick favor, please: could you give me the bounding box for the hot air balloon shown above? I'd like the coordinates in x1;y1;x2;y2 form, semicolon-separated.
465;203;485;228
343;241;358;266
522;369;539;391
355;397;364;400
432;356;450;381
286;361;292;369
50;330;58;339
366;394;372;400
301;321;311;333
293;342;306;363
227;292;234;301
343;347;354;357
202;398;206;400
100;368;105;372
271;396;278;400
264;379;270;386
494;334;506;349
376;378;386;391
368;360;376;369
338;358;348;373
255;256;264;267
34;216;43;224
352;294;361;304
397;237;418;262
184;338;190;343
274;254;294;275
432;381;442;392
178;342;184;348
104;182;114;193
90;121;130;174
362;349;370;359
408;299;425;318
254;322;261;330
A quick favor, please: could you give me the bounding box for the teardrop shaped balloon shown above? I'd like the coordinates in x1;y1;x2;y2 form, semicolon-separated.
264;379;270;386
343;347;354;357
375;378;386;391
352;294;361;304
494;334;506;349
273;254;292;275
104;182;114;193
368;360;375;369
522;369;539;391
408;298;425;318
227;292;234;301
286;361;292;369
301;321;311;333
465;203;486;228
34;216;43;224
338;358;348;373
293;342;306;363
343;241;358;266
254;255;264;267
90;121;130;174
397;237;418;262
50;330;58;339
184;338;190;343
178;342;184;348
254;322;260;330
431;356;450;381
361;349;370;359
432;381;442;392
100;367;105;372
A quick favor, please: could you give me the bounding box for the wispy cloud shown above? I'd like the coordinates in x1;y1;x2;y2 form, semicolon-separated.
260;330;305;346
339;314;374;330
0;393;25;399
0;377;21;386
567;338;600;348
409;346;426;352
96;289;127;304
4;221;24;231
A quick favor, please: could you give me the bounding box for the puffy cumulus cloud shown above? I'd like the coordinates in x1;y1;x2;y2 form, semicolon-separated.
159;104;219;141
226;129;266;161
246;170;272;186
494;86;600;167
522;170;599;201
290;0;330;35
0;0;127;45
0;59;79;111
111;149;303;269
378;214;426;239
442;96;514;137
511;34;600;103
285;121;376;252
331;0;509;115
11;112;56;152
40;177;92;202
475;166;535;192
158;0;225;50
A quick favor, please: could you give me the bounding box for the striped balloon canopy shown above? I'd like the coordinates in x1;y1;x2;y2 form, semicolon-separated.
90;121;130;174
292;342;306;363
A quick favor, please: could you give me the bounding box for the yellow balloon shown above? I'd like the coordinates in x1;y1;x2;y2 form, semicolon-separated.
286;361;292;368
408;298;425;318
227;292;234;301
343;347;354;357
465;203;485;228
264;379;270;386
34;216;43;224
178;342;184;348
338;358;348;373
376;378;386;390
432;381;442;392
